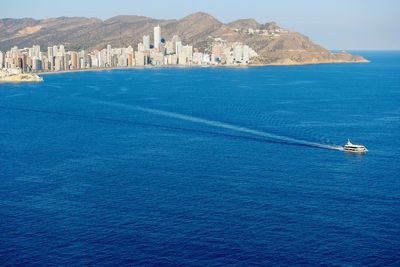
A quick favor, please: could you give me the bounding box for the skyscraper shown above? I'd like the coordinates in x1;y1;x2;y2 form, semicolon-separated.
175;41;183;55
53;45;58;57
154;25;161;50
171;35;181;54
107;44;112;67
233;43;243;63
143;35;150;50
59;45;65;57
48;47;54;59
71;52;78;70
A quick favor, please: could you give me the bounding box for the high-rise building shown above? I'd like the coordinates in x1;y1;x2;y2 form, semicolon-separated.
143;35;150;50
164;41;174;55
127;53;133;67
79;50;86;69
10;46;20;68
233;43;243;63
71;52;78;70
175;41;183;55
154;25;161;50
32;45;41;58
32;57;42;71
134;51;146;66
59;45;65;57
54;57;62;71
178;45;193;65
107;45;112;67
53;45;58;57
48;47;54;59
171;35;181;54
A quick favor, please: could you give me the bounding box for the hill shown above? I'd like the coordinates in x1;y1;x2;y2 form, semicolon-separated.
0;12;368;65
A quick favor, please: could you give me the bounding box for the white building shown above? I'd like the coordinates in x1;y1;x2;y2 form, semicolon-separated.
143;35;150;50
171;35;181;54
47;47;53;58
30;45;41;59
164;41;175;55
52;45;58;57
175;41;183;55
233;43;243;63
107;44;112;67
135;51;146;66
178;45;193;65
59;45;65;57
154;25;161;49
154;25;161;50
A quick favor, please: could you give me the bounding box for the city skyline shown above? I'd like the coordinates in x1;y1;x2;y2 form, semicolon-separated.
1;0;399;50
0;25;258;75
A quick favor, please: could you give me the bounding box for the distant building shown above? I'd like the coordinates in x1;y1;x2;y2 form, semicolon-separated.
1;24;258;74
135;51;146;66
178;45;193;65
143;35;150;50
107;44;112;67
59;45;65;57
175;41;183;55
164;41;175;55
233;43;243;63
154;25;161;50
70;51;78;70
52;45;58;57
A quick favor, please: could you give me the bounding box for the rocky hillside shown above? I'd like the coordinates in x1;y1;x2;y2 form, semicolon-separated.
0;12;367;65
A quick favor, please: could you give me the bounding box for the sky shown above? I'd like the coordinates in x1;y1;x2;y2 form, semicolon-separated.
1;0;399;50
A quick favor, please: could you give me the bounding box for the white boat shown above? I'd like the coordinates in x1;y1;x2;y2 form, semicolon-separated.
343;139;368;153
34;74;44;82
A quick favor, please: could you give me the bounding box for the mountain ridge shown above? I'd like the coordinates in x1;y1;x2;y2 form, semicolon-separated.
0;12;368;65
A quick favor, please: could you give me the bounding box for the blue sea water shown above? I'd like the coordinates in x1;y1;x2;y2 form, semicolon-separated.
0;51;399;266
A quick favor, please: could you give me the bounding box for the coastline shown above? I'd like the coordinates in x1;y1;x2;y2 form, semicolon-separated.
0;73;44;83
37;58;369;76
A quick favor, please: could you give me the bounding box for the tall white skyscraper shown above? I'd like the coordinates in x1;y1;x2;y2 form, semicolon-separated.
48;47;54;59
154;25;161;50
234;44;243;62
59;45;65;56
175;41;183;55
107;44;112;67
53;45;58;57
31;45;41;59
143;35;150;50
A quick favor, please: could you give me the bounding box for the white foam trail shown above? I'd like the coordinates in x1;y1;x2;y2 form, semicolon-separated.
91;99;343;151
4;93;25;98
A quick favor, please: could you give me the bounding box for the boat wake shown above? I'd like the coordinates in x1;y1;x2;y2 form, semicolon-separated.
91;99;344;151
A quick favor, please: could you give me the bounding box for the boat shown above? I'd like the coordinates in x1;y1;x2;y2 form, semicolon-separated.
34;74;44;82
343;139;368;153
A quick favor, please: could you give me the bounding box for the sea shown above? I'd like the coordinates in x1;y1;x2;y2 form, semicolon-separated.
0;51;399;266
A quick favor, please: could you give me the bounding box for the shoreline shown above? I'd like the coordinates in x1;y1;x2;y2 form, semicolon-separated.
0;73;43;83
37;59;369;76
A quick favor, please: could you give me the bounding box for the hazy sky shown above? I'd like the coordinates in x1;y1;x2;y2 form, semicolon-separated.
2;0;399;50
